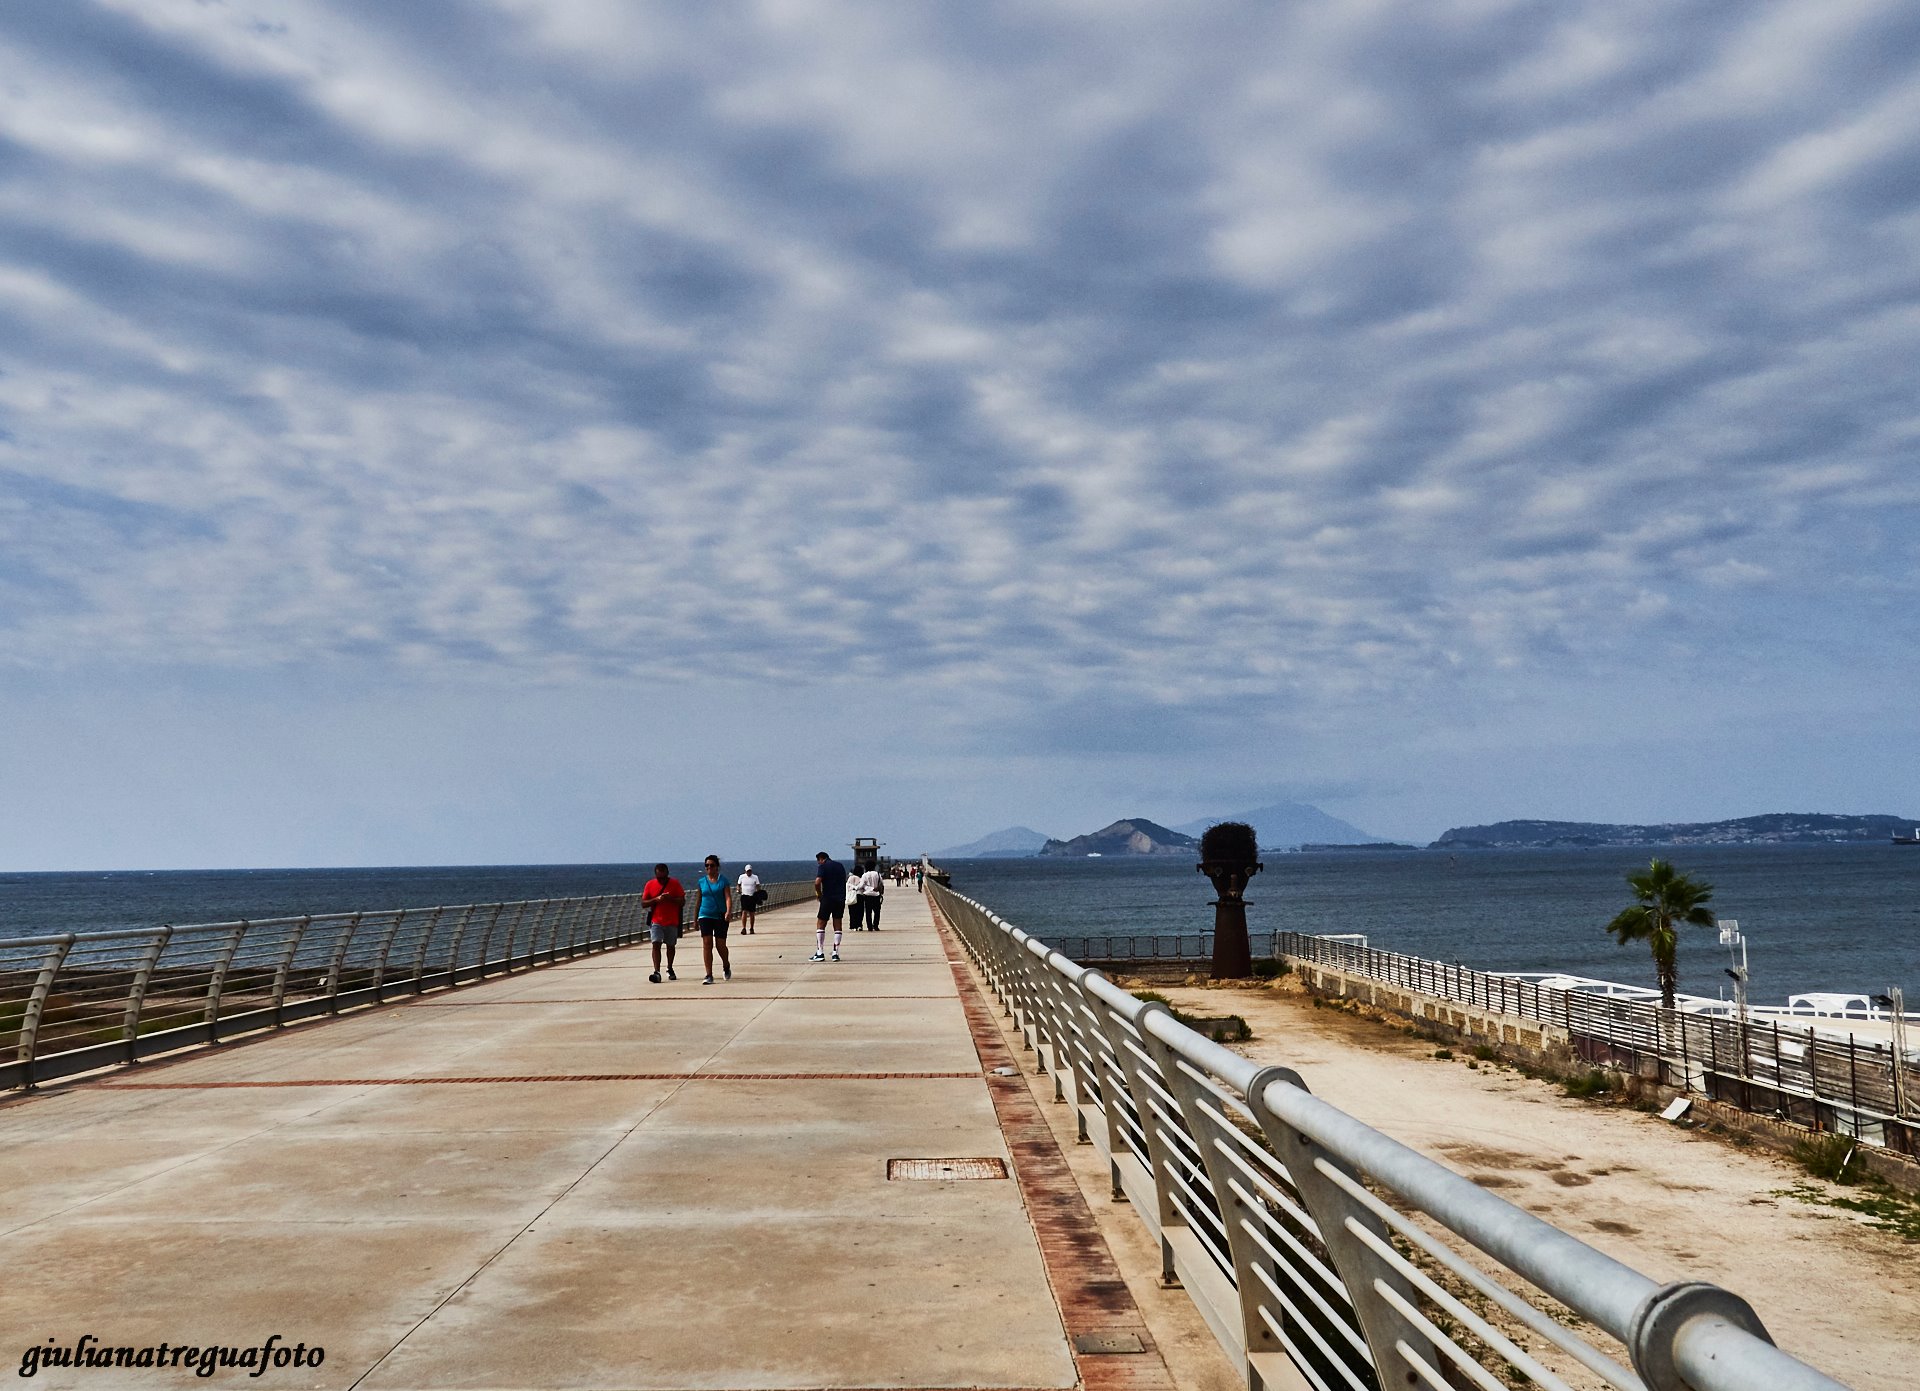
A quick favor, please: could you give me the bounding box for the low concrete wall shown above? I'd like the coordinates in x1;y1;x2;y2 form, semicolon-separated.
1281;954;1920;1195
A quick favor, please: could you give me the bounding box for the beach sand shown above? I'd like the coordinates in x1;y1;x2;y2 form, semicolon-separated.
1136;976;1920;1387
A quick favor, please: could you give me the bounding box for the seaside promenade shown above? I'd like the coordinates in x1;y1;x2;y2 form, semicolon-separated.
0;891;1149;1390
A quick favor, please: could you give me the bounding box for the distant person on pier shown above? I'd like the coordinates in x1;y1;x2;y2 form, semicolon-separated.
736;864;762;934
812;851;848;962
643;863;685;983
858;862;884;929
695;855;734;984
845;862;865;932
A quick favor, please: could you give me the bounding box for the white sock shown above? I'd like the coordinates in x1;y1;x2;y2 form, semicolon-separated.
833;929;843;950
816;926;826;953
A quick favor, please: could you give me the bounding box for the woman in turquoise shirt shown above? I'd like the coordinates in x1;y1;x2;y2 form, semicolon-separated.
695;855;735;985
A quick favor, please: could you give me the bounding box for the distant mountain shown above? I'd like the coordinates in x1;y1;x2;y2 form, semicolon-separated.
1175;800;1384;851
1039;818;1198;857
1432;813;1919;849
933;826;1053;858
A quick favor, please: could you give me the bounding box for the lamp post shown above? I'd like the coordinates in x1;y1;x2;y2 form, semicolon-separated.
1199;821;1262;979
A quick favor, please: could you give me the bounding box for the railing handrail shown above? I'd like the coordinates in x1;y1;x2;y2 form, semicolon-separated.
0;896;631;951
931;878;1854;1391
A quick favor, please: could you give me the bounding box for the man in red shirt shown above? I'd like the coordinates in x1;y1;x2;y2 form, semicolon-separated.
643;863;685;983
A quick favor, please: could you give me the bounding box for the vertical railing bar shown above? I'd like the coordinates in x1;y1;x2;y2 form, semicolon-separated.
122;927;173;1062
17;935;77;1088
325;911;363;1014
270;917;311;1027
204;923;248;1043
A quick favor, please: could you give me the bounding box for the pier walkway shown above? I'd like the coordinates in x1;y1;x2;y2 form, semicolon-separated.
0;891;1144;1390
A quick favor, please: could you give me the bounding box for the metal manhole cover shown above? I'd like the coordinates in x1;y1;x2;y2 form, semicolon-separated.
1074;1332;1146;1355
887;1157;1009;1180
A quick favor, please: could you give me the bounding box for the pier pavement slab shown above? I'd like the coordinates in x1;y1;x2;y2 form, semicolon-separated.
0;893;1092;1391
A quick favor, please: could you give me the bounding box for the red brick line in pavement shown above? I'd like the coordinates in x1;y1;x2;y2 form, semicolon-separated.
411;995;953;1005
99;1072;979;1089
928;898;1179;1391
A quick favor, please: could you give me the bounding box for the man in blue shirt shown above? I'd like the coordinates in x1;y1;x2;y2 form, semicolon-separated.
694;855;734;984
812;851;848;962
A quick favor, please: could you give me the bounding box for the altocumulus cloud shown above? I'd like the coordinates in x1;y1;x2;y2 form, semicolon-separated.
2;0;1918;730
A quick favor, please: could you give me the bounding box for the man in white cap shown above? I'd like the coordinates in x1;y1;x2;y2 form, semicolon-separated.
736;863;762;934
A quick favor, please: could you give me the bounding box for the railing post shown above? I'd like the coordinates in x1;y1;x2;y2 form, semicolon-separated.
406;906;443;993
539;899;559;966
516;900;547;970
18;935;76;1088
370;910;408;1002
1078;972;1137;1201
1248;1066;1424;1391
122;927;173;1062
443;905;478;985
478;903;509;975
204;924;248;1042
325;912;363;1014
1133;1020;1276;1378
1094;998;1188;1284
270;917;310;1027
571;896;592;957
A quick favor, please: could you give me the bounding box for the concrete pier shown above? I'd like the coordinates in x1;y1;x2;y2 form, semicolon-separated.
0;891;1166;1389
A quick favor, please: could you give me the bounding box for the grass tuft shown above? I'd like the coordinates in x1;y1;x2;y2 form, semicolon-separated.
1791;1133;1859;1184
1561;1070;1612;1099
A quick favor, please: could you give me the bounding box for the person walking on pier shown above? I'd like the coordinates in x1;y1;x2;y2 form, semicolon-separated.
736;864;762;933
812;851;847;962
643;864;684;983
858;862;884;929
695;855;734;984
845;861;866;932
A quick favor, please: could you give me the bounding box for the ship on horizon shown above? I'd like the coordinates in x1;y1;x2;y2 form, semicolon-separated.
1895;827;1920;845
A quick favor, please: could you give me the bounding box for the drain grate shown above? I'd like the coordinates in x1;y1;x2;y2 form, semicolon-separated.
887;1157;1009;1181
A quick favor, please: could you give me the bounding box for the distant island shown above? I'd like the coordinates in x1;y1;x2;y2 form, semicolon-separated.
935;798;1386;859
1301;842;1420;851
1431;813;1919;849
1039;818;1195;857
930;826;1052;858
936;807;1920;860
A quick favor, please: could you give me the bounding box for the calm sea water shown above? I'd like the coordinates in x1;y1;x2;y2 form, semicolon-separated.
4;848;1915;1005
0;860;824;940
947;846;1920;1006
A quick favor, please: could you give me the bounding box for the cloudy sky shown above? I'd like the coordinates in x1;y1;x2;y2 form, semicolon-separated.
3;0;1918;869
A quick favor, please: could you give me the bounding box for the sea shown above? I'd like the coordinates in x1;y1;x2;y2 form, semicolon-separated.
945;845;1920;1006
0;860;823;940
1;846;1915;1006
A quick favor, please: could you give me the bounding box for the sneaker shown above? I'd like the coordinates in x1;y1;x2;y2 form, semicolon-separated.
831;951;841;962
809;952;826;962
724;965;732;980
667;967;677;980
703;975;714;985
648;971;661;983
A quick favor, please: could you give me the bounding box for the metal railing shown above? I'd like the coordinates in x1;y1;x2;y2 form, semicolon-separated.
1055;932;1216;963
1277;932;1920;1160
932;881;1852;1391
1;879;817;1092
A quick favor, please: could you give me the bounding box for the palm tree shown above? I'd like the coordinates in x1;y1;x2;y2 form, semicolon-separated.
1606;858;1717;1009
